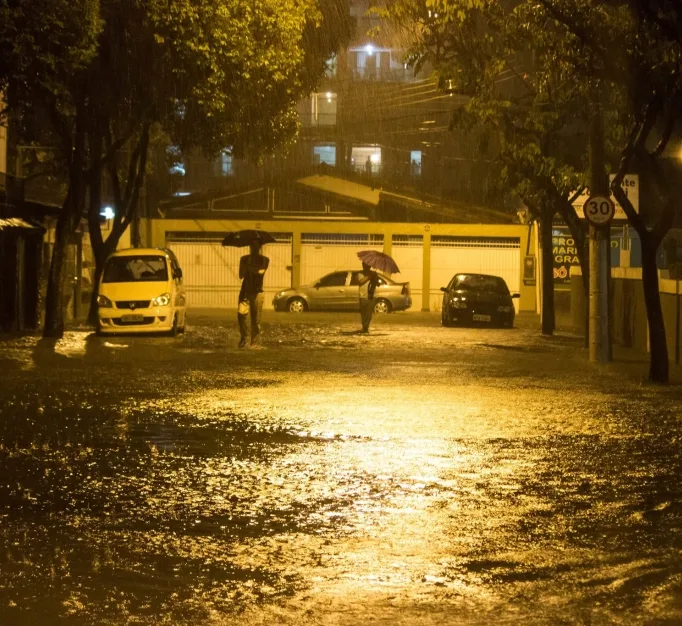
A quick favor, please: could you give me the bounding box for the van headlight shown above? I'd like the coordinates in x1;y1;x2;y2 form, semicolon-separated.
97;295;113;308
152;293;171;307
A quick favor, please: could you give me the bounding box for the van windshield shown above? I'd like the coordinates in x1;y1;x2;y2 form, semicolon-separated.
102;256;169;283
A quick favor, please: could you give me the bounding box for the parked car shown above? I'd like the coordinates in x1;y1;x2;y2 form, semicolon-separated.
96;248;187;335
440;273;519;327
273;270;411;313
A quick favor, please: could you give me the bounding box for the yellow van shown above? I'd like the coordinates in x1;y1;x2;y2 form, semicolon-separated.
96;248;187;335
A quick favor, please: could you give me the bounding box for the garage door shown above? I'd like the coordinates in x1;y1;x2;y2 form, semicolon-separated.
300;234;383;286
391;235;423;302
431;237;521;311
167;235;292;308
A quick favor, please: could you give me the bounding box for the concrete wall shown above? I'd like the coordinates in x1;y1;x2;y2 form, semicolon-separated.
571;267;681;363
144;218;537;313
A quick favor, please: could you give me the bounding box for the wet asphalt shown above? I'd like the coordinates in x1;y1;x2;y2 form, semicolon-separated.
1;310;681;625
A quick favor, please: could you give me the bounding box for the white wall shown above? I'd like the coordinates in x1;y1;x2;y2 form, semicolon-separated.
168;239;292;308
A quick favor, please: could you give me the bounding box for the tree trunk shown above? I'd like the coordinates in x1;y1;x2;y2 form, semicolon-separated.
87;240;116;325
43;197;81;338
43;109;87;338
43;214;71;338
86;122;151;326
641;240;669;383
540;208;555;336
87;258;104;327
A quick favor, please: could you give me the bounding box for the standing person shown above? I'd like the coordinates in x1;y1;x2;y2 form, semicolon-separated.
365;156;375;190
237;242;269;348
358;261;379;333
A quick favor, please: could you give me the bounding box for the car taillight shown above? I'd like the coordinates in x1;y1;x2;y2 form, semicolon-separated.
401;283;410;295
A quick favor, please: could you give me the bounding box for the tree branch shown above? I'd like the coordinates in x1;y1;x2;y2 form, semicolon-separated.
635;0;682;46
46;98;73;157
652;89;681;157
87;131;104;254
567;186;585;205
89;129;135;175
120;131;145;220
104;126;124;214
120;122;150;233
536;0;589;45
611;95;662;235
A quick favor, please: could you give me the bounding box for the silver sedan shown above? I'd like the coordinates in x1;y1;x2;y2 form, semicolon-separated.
273;270;412;314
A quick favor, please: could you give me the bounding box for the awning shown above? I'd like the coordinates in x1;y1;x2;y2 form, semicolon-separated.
0;217;45;232
297;175;381;206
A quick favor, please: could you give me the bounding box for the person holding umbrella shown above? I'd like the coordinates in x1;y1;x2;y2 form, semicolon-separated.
223;230;274;348
356;250;400;333
237;241;269;347
358;261;379;333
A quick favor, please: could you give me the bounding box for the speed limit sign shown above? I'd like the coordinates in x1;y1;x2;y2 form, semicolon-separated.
584;195;615;226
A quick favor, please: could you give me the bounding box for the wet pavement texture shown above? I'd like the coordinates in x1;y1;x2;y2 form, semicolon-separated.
1;310;682;625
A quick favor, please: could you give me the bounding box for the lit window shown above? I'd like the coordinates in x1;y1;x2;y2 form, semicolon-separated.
313;92;337;126
313;144;336;166
410;150;422;175
351;146;382;173
221;151;233;176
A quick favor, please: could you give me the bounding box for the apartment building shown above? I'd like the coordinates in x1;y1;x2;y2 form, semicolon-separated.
175;1;498;209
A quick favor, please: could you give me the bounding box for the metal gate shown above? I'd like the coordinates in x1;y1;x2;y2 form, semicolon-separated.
167;235;292;308
166;233;521;311
391;235;423;302
430;237;521;311
300;234;383;285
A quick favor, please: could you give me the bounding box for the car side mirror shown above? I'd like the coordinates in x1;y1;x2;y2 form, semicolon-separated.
314;282;321;289
174;268;183;280
440;287;448;293
511;293;520;299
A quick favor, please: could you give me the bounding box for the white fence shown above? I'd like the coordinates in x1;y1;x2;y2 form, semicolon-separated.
392;236;424;301
300;234;383;286
167;236;292;308
430;237;521;311
166;234;521;310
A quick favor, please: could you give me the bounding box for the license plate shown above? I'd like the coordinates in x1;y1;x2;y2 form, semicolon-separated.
121;314;144;322
473;314;491;322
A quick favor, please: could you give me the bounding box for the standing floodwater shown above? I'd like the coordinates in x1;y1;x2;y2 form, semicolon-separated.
1;311;681;625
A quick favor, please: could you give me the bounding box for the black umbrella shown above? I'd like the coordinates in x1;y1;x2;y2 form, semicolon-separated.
221;229;276;247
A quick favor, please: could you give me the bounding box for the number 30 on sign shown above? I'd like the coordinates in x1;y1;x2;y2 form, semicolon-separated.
584;195;615;226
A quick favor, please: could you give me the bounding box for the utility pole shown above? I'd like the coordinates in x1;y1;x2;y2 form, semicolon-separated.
587;94;613;363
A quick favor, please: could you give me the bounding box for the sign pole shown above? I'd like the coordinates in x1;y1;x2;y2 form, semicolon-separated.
589;224;599;361
598;225;610;362
587;94;612;363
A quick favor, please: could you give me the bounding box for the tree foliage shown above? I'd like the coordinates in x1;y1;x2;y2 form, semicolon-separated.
380;0;607;334
527;0;682;382
0;0;351;335
383;0;682;378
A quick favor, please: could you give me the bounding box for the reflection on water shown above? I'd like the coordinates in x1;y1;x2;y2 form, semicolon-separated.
0;320;681;624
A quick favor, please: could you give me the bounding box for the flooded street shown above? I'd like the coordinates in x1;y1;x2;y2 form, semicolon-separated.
1;311;682;625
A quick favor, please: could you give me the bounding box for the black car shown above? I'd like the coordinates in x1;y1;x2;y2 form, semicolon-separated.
440;273;519;328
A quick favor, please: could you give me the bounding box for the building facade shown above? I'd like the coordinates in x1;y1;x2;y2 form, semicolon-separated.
171;1;500;212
